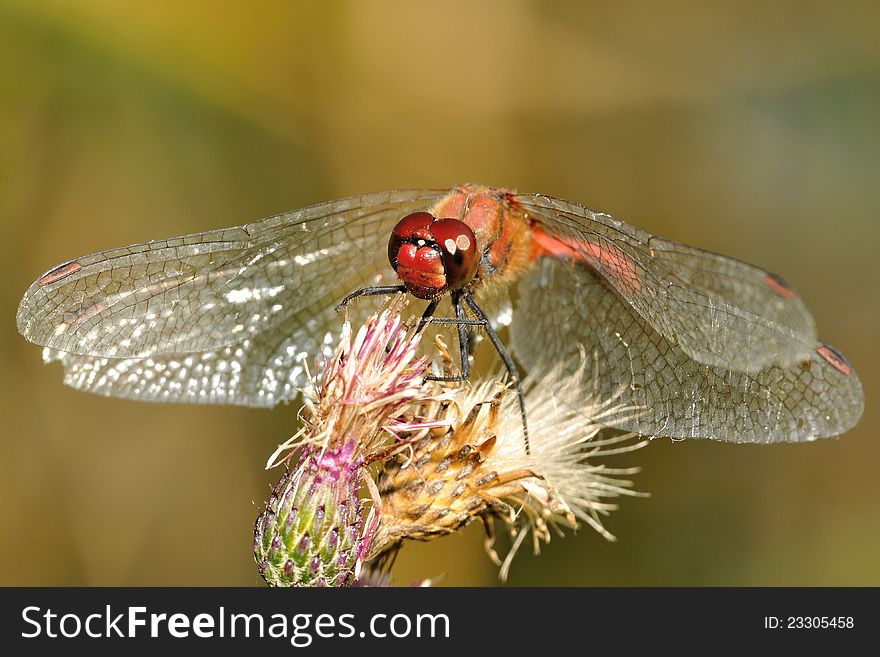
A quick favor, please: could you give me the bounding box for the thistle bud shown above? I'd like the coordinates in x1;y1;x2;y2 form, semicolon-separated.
254;440;374;587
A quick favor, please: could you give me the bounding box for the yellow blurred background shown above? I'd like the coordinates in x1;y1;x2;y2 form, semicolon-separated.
1;0;877;585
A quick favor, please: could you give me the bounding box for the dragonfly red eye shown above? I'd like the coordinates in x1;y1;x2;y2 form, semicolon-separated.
431;218;479;290
388;212;447;299
388;212;434;270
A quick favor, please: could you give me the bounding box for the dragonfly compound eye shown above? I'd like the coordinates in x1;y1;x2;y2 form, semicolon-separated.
431;218;479;290
388;212;448;299
388;212;435;271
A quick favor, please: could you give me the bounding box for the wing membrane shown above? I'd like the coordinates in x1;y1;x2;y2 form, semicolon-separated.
18;190;443;358
517;194;817;372
18;190;444;406
646;238;816;339
509;257;863;442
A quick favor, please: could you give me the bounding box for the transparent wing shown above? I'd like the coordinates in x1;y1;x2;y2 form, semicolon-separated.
516;194;818;373
645;239;816;339
39;298;338;408
19;189;445;406
509;257;863;443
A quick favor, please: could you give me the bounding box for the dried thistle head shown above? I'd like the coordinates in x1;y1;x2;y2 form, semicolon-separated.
368;343;648;580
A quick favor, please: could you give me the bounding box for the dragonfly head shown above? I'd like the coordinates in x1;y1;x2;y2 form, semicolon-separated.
388;212;479;299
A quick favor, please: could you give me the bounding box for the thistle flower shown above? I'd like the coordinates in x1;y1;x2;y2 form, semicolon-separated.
255;298;447;586
369;348;648;580
265;297;446;469
255;299;648;585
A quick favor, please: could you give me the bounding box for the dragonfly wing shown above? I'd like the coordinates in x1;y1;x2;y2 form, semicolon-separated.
40;298;346;407
19;189;445;406
509;256;863;443
517;194;818;373
18;190;443;358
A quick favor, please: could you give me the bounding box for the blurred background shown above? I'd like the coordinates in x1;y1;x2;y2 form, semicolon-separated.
1;0;877;586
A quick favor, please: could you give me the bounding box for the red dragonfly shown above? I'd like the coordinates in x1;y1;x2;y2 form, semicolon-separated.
17;185;863;444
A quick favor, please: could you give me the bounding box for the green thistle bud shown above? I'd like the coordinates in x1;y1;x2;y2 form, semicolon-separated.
254;441;374;587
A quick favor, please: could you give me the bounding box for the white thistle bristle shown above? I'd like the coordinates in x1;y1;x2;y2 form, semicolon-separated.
449;351;649;578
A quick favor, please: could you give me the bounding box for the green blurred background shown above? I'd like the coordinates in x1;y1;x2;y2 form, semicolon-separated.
1;0;877;586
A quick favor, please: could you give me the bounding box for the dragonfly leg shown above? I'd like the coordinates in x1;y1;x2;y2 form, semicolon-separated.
415;298;441;334
423;291;477;383
461;290;530;454
336;284;408;311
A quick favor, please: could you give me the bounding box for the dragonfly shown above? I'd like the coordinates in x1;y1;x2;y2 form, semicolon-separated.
17;185;864;444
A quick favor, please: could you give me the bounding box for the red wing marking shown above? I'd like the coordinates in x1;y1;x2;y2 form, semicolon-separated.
816;344;853;376
63;300;110;332
764;273;798;299
529;228;642;290
38;261;82;286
